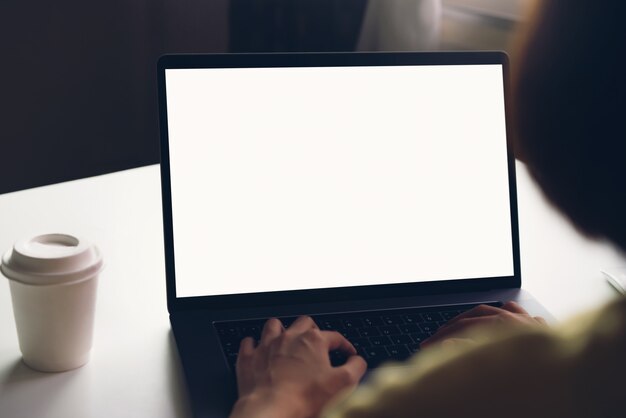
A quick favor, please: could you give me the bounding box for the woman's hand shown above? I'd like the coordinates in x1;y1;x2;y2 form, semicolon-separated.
230;316;367;418
421;301;547;348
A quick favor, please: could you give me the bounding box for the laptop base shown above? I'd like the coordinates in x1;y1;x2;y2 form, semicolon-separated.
170;288;551;418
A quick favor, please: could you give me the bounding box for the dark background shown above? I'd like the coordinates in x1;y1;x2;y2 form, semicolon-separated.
0;0;368;194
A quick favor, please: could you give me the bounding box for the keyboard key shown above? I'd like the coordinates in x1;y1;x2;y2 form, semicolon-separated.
398;323;419;334
380;325;401;336
329;350;348;367
363;317;384;327
343;318;363;328
409;333;428;344
242;326;261;339
281;317;298;327
422;312;443;322
222;337;241;354
218;326;240;337
404;314;421;324
382;315;404;325
340;328;360;339
441;311;460;320
350;337;371;349
358;327;381;337
369;336;393;347
407;343;420;354
387;345;411;361
390;334;412;345
226;353;238;370
359;347;388;368
419;322;438;334
318;319;342;330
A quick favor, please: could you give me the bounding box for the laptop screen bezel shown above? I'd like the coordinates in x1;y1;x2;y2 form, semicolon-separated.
157;51;521;313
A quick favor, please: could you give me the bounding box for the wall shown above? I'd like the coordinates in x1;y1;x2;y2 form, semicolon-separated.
0;0;229;194
1;0;524;194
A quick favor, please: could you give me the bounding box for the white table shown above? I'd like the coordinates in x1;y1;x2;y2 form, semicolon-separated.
0;163;623;418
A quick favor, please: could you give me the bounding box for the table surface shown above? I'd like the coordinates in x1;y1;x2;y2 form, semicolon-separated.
0;162;624;418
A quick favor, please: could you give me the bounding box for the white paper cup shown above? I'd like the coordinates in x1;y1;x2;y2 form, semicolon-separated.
1;233;103;372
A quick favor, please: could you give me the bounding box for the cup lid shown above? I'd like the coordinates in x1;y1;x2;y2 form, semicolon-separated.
1;233;103;286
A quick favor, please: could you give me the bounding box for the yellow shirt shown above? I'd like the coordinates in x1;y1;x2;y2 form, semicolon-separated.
323;297;626;418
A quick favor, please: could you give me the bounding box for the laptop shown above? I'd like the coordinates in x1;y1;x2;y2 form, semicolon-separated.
157;51;552;417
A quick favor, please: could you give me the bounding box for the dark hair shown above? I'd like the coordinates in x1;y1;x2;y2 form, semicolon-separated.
512;0;626;251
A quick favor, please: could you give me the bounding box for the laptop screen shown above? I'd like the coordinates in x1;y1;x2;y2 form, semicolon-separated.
163;60;514;298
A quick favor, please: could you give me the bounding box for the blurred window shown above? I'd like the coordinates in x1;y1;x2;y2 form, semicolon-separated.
443;0;531;21
440;0;531;50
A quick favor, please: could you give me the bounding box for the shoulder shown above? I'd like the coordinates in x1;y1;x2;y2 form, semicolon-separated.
324;298;626;418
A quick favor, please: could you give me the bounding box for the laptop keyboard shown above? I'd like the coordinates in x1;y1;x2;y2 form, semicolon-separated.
214;302;501;371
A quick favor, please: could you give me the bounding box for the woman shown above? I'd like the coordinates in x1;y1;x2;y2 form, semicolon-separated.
229;1;626;417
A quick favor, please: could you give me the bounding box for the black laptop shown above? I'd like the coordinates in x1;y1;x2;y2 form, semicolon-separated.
157;51;551;417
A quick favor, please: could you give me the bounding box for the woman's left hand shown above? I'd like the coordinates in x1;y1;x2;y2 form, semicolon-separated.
230;316;367;418
421;301;547;348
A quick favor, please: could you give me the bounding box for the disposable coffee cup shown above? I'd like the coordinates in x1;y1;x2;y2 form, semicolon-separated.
1;233;103;372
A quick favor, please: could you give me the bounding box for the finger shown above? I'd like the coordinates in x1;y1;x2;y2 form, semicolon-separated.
236;337;255;393
288;316;318;333
501;301;529;315
334;354;367;385
236;337;255;371
238;336;255;356
441;338;476;350
422;317;498;347
444;304;506;327
534;316;547;326
260;318;284;343
322;331;357;355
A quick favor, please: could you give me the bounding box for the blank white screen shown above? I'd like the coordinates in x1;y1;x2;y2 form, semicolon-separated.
165;64;514;297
